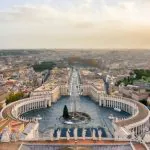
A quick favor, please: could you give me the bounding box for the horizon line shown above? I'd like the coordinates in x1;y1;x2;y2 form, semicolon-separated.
0;48;150;51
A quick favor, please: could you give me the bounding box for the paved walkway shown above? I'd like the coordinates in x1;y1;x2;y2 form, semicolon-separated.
26;139;130;145
0;140;147;150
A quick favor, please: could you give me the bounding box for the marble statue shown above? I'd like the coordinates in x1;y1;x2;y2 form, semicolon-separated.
92;129;96;140
98;129;102;140
1;128;10;142
66;129;70;140
57;129;61;140
82;128;86;140
74;128;78;140
50;129;54;141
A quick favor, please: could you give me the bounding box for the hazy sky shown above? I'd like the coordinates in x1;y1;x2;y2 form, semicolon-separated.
0;0;150;49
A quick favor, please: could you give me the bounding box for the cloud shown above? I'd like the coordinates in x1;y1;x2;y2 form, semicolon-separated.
1;1;149;24
0;0;150;49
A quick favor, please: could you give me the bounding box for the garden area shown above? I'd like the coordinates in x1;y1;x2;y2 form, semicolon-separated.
116;69;150;86
6;91;24;104
32;61;56;72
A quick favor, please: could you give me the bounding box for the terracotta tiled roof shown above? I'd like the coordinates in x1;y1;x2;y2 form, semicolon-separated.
0;93;7;102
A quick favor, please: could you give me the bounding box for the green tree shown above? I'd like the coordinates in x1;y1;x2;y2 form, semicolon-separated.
6;91;24;104
63;105;69;119
32;61;56;72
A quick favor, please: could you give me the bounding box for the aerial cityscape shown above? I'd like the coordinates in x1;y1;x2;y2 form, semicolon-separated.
0;49;149;150
0;0;150;150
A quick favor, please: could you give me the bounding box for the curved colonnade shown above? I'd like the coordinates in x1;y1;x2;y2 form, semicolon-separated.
0;96;51;122
81;84;150;138
12;96;51;122
0;85;69;122
98;95;150;137
0;84;150;138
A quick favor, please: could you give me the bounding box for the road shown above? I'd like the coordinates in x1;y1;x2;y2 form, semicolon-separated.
69;68;80;113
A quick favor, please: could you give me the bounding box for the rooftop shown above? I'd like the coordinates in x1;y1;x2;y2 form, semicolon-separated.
0;93;7;103
0;140;145;150
115;98;149;127
34;68;70;91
